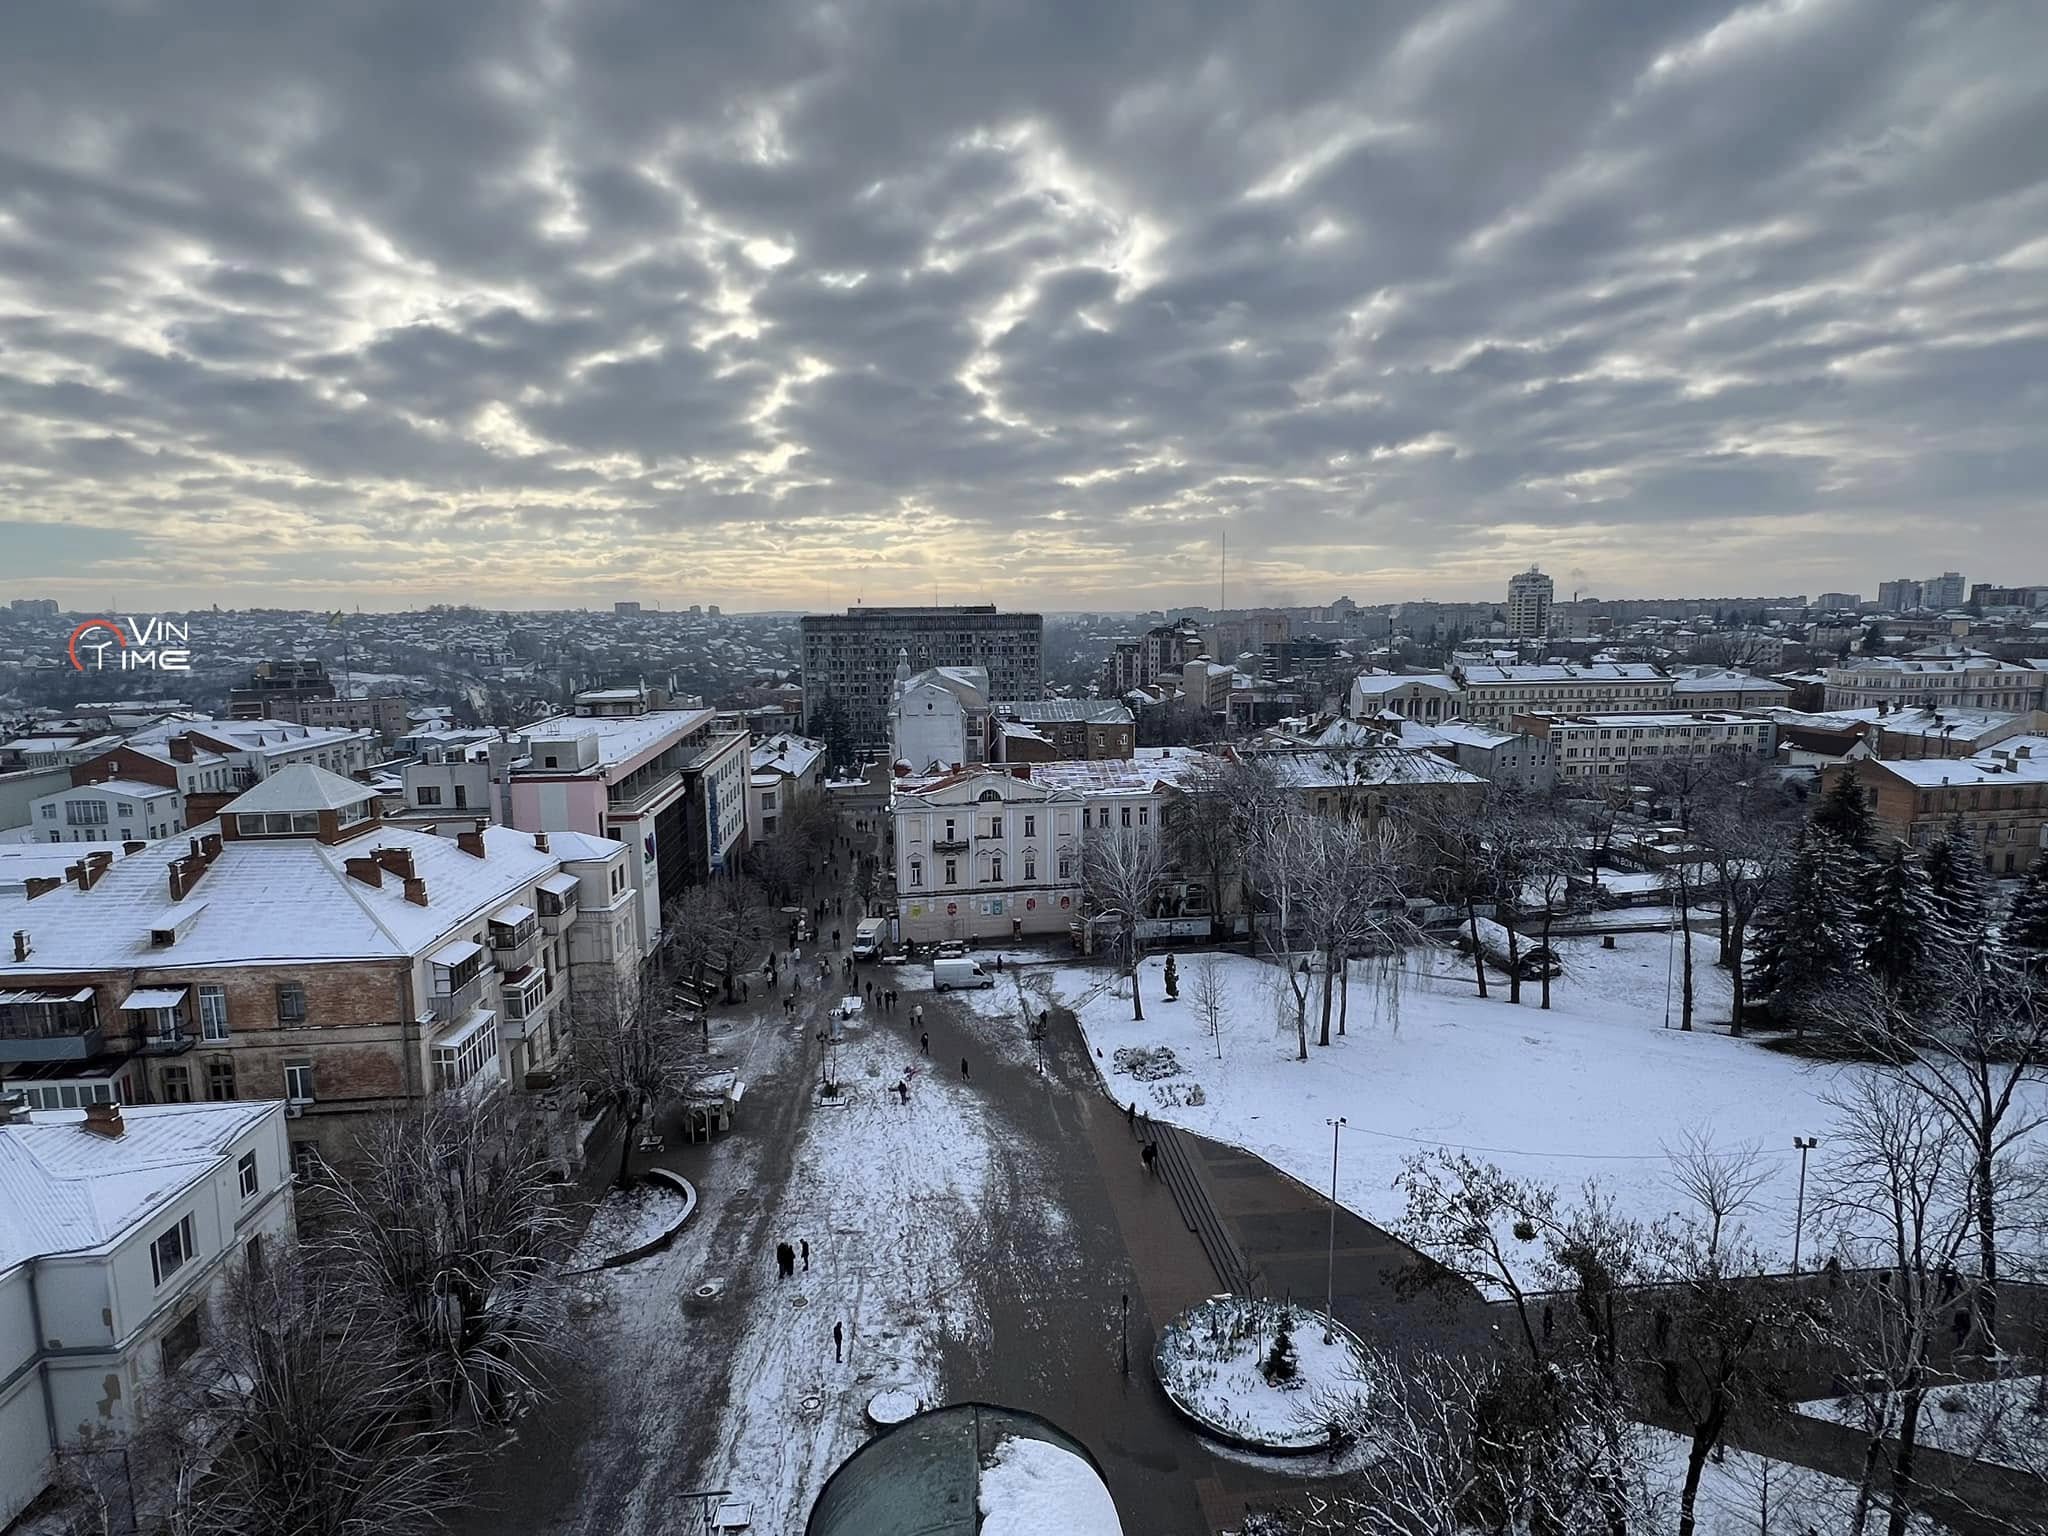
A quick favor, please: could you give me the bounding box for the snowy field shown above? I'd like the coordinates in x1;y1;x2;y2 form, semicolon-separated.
1035;933;2048;1283
1636;1427;1928;1536
978;1436;1125;1536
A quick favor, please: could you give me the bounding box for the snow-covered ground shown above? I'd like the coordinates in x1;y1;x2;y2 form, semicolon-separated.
1797;1375;2048;1474
1155;1297;1366;1450
978;1435;1125;1536
688;1016;1070;1534
1040;934;2044;1283
567;1179;690;1268
1638;1426;1919;1536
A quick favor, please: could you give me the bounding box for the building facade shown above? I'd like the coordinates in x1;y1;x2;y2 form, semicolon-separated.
1507;568;1555;638
989;700;1135;762
1512;711;1779;782
1824;737;2047;875
0;1100;295;1529
1456;663;1676;729
0;767;583;1167
803;606;1042;751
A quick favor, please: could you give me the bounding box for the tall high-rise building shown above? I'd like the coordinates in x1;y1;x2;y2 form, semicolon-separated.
1506;567;1555;638
1877;578;1923;612
1921;571;1966;611
802;605;1042;752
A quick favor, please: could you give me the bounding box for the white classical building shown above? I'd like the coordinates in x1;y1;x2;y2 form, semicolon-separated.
0;1099;294;1528
1511;710;1779;782
888;656;992;775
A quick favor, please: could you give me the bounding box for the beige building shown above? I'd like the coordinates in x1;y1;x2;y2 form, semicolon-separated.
1823;655;2048;714
1513;710;1778;782
1457;662;1673;729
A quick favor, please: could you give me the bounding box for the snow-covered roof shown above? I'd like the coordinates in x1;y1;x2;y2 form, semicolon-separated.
1871;736;2048;788
750;732;826;778
1671;669;1793;695
992;699;1134;725
220;763;375;815
1461;662;1669;684
517;706;713;772
130;717;368;756
0;820;566;970
1240;745;1485;789
1400;719;1523;749
543;829;628;862
46;778;174;800
1026;747;1212;796
0;1101;279;1271
1349;672;1459;696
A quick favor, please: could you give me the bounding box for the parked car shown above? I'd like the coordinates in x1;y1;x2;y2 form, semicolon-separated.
932;956;995;991
1515;945;1563;981
934;940;969;960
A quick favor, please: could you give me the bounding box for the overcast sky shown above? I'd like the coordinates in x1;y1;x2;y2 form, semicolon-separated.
1;0;2044;615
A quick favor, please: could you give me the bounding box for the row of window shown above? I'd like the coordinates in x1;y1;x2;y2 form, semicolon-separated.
158;1055;310;1102
908;852;1071;888
148;1151;262;1291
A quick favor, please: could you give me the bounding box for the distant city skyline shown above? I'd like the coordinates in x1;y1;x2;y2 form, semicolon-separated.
2;3;2043;617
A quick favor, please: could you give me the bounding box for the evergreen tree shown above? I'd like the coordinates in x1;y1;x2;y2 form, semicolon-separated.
1812;767;1875;852
1922;822;1991;955
1263;1309;1299;1384
2006;857;2048;969
1863;843;1938;996
1746;831;1867;1032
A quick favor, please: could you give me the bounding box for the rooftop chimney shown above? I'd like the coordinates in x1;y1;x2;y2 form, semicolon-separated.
123;840;146;856
344;856;383;887
456;828;486;859
81;1100;125;1138
10;930;28;961
372;847;416;881
533;832;549;853
403;876;429;906
168;864;189;902
23;878;58;901
168;735;194;764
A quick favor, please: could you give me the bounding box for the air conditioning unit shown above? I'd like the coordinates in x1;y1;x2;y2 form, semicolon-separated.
284;1103;304;1119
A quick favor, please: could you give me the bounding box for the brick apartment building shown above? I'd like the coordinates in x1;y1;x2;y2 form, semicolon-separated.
0;765;594;1171
990;700;1135;762
1823;735;2048;875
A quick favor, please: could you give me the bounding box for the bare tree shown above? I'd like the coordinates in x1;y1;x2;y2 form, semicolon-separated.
1480;787;1542;1006
1410;786;1493;999
1823;955;2048;1352
1302;817;1421;1045
1169;760;1248;936
1814;1075;1980;1536
662;883;727;1000
571;976;705;1188
310;1094;572;1428
1190;951;1227;1060
1244;807;1317;1058
133;1249;470;1536
1646;752;1720;1032
709;875;770;1002
1690;764;1805;1036
1520;811;1582;1012
1082;818;1166;1021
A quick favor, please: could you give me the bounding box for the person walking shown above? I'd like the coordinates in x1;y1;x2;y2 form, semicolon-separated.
896;1079;909;1105
801;1239;810;1272
912;1003;923;1031
776;1242;793;1279
1126;1101;1136;1132
920;1031;929;1056
833;1321;845;1363
1142;1142;1158;1176
960;1056;970;1082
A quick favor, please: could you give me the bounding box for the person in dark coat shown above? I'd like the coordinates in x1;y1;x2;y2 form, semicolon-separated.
1142;1142;1158;1175
896;1079;909;1105
960;1057;970;1081
1126;1101;1136;1131
920;1031;930;1056
776;1242;794;1279
801;1239;810;1272
834;1321;845;1363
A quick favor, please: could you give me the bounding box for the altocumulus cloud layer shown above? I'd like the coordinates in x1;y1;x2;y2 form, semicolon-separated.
1;0;2045;610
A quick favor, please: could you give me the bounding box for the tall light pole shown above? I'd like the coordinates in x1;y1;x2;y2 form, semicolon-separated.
1325;1116;1347;1331
1792;1136;1819;1272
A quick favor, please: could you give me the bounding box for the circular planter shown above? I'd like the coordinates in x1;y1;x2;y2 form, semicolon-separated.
1154;1295;1370;1454
865;1387;922;1428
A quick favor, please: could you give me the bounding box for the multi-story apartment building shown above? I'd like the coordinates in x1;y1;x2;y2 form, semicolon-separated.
1922;571;1967;611
1456;662;1674;729
1969;584;2048;612
0;766;584;1164
1825;736;2047;874
1670;669;1796;711
1815;593;1863;612
0;1099;294;1528
227;658;336;716
25;778;185;844
1511;711;1778;782
509;690;747;955
746;733;828;846
1378;717;1557;792
989;700;1135;762
1823;656;2048;714
802;605;1042;750
1202;612;1291;666
1876;579;1923;613
1507;567;1555;638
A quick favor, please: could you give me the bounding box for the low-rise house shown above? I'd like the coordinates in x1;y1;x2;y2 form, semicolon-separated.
0;1099;294;1528
1380;716;1556;791
26;779;185;845
1346;672;1462;722
988;700;1135;761
747;733;829;843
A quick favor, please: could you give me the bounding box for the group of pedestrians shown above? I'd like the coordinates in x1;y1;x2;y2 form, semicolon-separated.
771;1241;848;1363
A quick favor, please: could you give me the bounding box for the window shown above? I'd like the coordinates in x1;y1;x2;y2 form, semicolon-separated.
1058;856;1072;880
416;784;443;805
207;1058;236;1101
944;859;958;886
989;815;1003;838
990;855;1003;882
283;1060;315;1103
161;1307;202;1374
944;819;956;841
1120;806;1132;828
198;984;229;1040
237;1149;260;1199
1138;806;1149;826
290;1142;323;1181
276;984;306;1025
149;1214;197;1286
159;1063;192;1102
1024;855;1036;881
908;859;923;888
1023;814;1036;838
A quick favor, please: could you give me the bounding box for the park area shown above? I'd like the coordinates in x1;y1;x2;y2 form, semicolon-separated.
1016;929;2048;1281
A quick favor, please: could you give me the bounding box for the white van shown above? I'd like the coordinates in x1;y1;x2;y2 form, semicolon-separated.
931;956;995;991
852;918;887;959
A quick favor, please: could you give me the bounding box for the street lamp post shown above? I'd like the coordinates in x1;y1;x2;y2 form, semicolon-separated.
1325;1117;1347;1331
1792;1136;1819;1272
